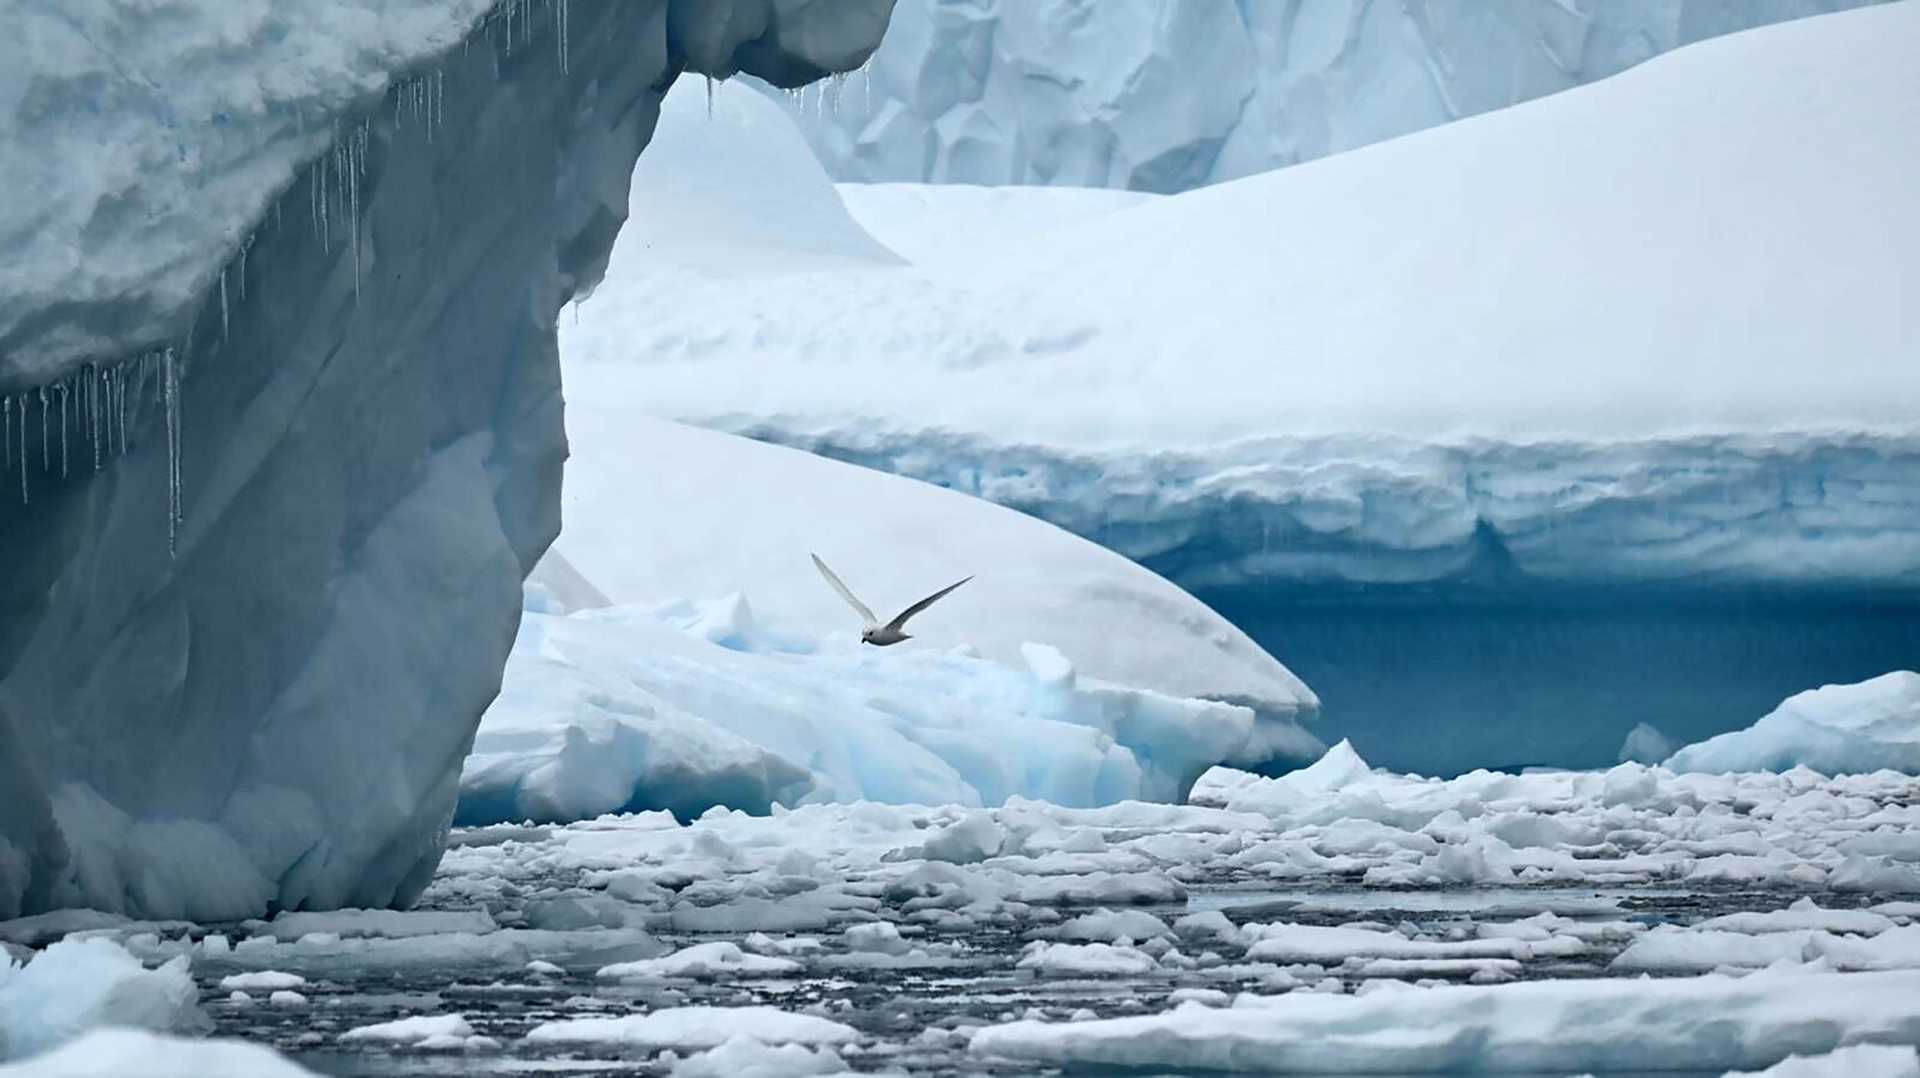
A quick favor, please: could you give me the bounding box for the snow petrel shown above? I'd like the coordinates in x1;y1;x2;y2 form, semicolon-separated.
810;553;972;646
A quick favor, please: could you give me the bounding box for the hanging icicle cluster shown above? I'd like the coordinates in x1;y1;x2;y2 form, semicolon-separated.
3;353;163;517
5;0;582;553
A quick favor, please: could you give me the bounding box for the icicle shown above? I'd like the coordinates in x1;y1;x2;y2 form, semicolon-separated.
163;347;181;556
16;396;25;504
219;269;229;340
91;367;101;473
706;75;714;118
3;394;10;471
58;381;67;478
238;234;250;302
39;387;48;472
556;0;570;74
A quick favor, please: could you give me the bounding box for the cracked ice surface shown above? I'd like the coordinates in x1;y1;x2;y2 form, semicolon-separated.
5;744;1917;1074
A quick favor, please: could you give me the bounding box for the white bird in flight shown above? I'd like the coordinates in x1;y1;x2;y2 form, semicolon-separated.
811;553;972;646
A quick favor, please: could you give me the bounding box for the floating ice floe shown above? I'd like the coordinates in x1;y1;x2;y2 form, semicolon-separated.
524;1005;860;1049
968;970;1920;1073
338;1013;496;1052
0;1028;317;1077
0;938;202;1061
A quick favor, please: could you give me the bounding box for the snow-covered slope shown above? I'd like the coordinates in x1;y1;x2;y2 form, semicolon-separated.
562;6;1920;774
771;0;1884;192
592;5;1920;446
544;416;1316;736
0;1;894;921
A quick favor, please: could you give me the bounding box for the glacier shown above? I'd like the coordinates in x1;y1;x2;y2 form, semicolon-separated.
0;0;894;921
766;0;1886;192
562;5;1920;775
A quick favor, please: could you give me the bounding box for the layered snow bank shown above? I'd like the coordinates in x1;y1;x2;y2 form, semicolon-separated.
969;970;1920;1073
772;0;1881;192
0;938;202;1061
1669;673;1920;775
546;414;1315;735
0;2;894;921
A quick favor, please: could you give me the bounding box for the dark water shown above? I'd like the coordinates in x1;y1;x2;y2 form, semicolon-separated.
1204;586;1920;776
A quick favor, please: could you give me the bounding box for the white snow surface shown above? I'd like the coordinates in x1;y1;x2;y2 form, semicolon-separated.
0;0;497;385
968;970;1920;1073
567;8;1920;528
772;0;1883;193
1668;673;1920;775
0;938;202;1061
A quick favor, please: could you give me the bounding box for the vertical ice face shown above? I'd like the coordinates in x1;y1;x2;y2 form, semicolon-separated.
768;0;1886;191
0;0;895;921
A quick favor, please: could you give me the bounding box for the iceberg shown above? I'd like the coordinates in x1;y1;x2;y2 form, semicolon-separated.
563;6;1920;774
769;0;1880;192
467;416;1321;824
0;0;894;920
1667;672;1920;775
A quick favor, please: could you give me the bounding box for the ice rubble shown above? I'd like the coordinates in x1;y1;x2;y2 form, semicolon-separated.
564;4;1920;773
769;0;1880;192
0;1;893;922
464;568;1306;822
1668;673;1920;775
8;742;1914;1073
543;412;1317;740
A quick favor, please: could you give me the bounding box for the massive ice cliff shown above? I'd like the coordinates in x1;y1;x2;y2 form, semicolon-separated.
768;0;1887;191
0;0;893;921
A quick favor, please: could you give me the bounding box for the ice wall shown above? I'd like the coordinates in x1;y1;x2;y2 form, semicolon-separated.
0;0;893;921
770;0;1886;192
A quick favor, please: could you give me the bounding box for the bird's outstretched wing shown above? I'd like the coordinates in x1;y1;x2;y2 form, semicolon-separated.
885;576;973;632
812;553;878;627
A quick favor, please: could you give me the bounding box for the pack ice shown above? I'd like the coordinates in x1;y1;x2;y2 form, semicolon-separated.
0;0;894;921
563;5;1920;774
467;415;1320;824
771;0;1882;192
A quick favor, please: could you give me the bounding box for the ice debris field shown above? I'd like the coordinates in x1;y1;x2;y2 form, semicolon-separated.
7;741;1920;1074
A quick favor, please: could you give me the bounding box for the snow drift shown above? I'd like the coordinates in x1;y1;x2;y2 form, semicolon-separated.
0;0;893;920
770;0;1883;192
564;5;1920;773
